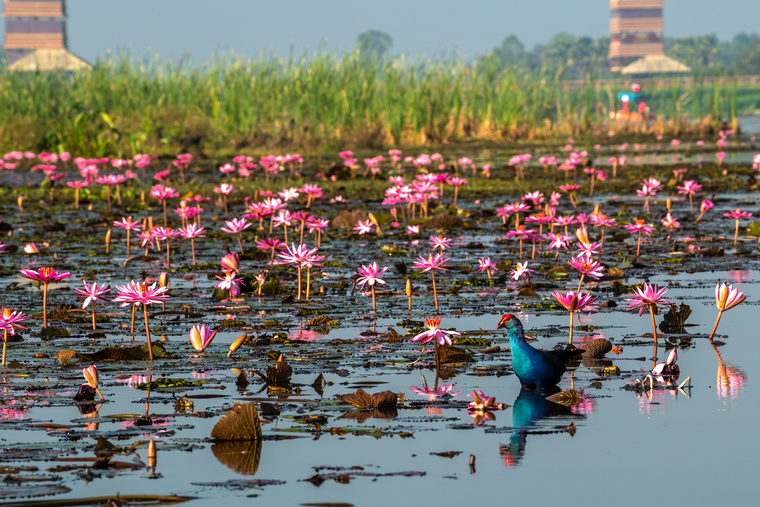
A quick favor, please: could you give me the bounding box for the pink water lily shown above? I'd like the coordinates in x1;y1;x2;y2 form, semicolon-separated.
724;209;753;246
20;267;72;328
150;185;180;226
356;262;389;313
568;255;604;292
552;290;595;344
677;180;702;214
429;235;452;251
477;257;498;279
113;282;170;360
410;316;461;365
708;282;747;341
215;270;245;297
625;283;672;341
189;324;218;352
0;308;29;366
412;253;450;310
180;224;206;265
695;200;713;224
221;218;251;253
75;281;111;330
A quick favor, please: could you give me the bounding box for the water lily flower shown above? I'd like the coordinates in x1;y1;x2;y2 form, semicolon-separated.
410;316;461;364
19;267;72;328
429;235;452;251
113;281;170;360
113;217;143;260
624;220;657;257
510;261;534;283
83;365;104;400
661;213;680;232
152;227;181;269
446;177;468;205
625;283;672;341
221;218;251;253
568;255;604;292
0;308;28;366
215;270;245;297
467;389;505;424
412;253;450;310
551;291;596;344
23;242;39;254
677;180;703;214
407;225;420;235
277;243;317;300
213;183;235;217
477;257;498;280
179;224;206;265
695;200;713;224
356;262;389;313
75;281;111;330
189;324;218;352
724;209;753;246
708;282;746;341
150;185;180;226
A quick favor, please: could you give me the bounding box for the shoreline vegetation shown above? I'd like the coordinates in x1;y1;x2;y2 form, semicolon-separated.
0;52;759;157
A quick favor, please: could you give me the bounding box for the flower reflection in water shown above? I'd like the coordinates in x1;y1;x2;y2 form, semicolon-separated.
410;383;461;401
288;329;325;342
0;399;30;420
712;342;746;402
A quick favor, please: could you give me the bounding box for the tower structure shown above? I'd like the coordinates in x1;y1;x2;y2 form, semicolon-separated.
609;0;664;72
3;0;67;64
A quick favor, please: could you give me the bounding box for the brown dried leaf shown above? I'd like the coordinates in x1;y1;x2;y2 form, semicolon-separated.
336;389;398;409
581;338;613;359
438;345;474;363
211;403;262;441
306;315;331;327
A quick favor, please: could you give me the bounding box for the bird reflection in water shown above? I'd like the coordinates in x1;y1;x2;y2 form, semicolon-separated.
499;387;585;468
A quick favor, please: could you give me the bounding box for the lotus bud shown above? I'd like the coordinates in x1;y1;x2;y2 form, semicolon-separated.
592;204;601;216
159;272;170;288
148;216;154;229
575;227;589;246
105;229;111;253
228;334;249;357
83;364;104;400
141;190;145;204
406;278;412;311
221;252;240;272
17;195;24;215
666;198;672;212
189;324;217;352
147;440;157;472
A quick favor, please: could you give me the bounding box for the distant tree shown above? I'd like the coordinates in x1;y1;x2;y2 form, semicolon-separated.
492;35;529;69
738;40;760;74
357;30;393;60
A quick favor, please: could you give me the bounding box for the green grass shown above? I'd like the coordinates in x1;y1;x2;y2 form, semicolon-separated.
0;51;757;156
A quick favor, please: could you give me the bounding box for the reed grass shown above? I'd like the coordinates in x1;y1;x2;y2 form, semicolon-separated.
0;51;756;156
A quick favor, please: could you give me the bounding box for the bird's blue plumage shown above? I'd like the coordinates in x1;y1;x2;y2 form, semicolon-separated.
501;316;566;389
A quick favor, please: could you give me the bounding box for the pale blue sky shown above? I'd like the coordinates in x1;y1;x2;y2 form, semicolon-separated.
2;0;759;62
